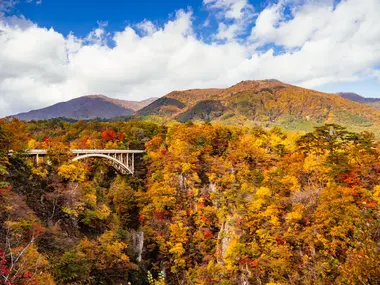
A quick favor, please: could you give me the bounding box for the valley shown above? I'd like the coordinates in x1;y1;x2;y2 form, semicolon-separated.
0;116;379;284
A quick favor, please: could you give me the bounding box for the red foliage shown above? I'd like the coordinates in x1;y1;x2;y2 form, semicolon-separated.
338;171;361;186
361;200;377;209
43;136;49;147
238;257;251;265
145;136;163;151
138;214;145;222
100;130;124;142
79;136;90;148
202;228;213;238
238;258;259;268
200;216;210;224
116;132;124;141
250;259;259;267
374;162;380;174
23;272;33;278
0;186;12;195
275;235;286;245
101;129;117;141
0;248;35;285
31;223;46;238
153;209;168;220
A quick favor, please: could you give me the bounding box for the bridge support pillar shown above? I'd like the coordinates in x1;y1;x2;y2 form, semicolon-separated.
132;153;134;174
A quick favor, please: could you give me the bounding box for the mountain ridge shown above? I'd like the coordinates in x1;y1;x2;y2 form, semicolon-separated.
10;80;380;136
13;95;157;121
138;80;380;135
337;92;380;110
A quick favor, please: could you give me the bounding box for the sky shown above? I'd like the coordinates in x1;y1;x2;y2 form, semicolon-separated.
0;0;380;117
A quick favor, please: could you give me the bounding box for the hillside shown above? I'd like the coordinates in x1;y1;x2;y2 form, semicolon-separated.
337;92;380;110
0;118;379;284
138;80;380;135
14;95;157;121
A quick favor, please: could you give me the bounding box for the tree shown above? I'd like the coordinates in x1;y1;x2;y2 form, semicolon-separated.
0;118;28;153
58;162;86;182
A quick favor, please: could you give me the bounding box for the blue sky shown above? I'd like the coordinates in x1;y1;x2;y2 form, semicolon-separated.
14;0;205;37
0;0;380;116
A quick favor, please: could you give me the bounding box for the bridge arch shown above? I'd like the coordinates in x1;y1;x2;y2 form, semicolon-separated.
72;153;133;175
10;149;144;175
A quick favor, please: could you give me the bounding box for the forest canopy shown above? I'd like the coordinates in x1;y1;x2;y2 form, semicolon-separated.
0;117;379;284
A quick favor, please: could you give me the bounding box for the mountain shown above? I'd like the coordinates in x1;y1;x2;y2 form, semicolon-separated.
14;95;157;121
138;80;380;135
337;92;380;110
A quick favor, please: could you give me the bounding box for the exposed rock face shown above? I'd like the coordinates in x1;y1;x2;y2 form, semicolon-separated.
217;221;232;264
130;229;144;263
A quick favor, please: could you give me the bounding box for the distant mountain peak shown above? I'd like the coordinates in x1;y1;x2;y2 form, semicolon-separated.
234;79;284;86
228;79;287;92
82;94;109;99
337;92;380;109
337;92;367;103
13;95;158;121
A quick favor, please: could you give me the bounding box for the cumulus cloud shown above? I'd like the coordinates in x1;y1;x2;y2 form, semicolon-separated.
204;0;255;40
0;0;380;117
203;0;252;20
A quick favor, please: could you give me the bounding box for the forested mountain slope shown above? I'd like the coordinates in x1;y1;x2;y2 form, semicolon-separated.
138;80;380;135
0;117;379;284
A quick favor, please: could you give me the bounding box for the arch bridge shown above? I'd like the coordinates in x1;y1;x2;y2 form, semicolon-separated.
14;149;145;175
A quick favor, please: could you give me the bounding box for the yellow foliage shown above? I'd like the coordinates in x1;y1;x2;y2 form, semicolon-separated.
105;141;118;149
58;161;86;182
286;204;305;223
31;166;49;178
168;242;185;257
96;204;111;220
373;185;380;203
62;206;79;217
224;238;239;272
250;198;265;211
303;154;323;172
169;222;188;244
79;230;130;270
27;138;38;149
256;186;271;198
17;244;55;284
281;175;300;192
83;193;97;208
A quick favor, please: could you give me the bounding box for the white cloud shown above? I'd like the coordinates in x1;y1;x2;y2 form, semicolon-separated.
136;20;158;36
203;0;251;20
0;0;42;17
204;0;255;40
0;0;15;17
0;0;380;117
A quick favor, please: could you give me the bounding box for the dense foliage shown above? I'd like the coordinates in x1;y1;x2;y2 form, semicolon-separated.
0;117;379;284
